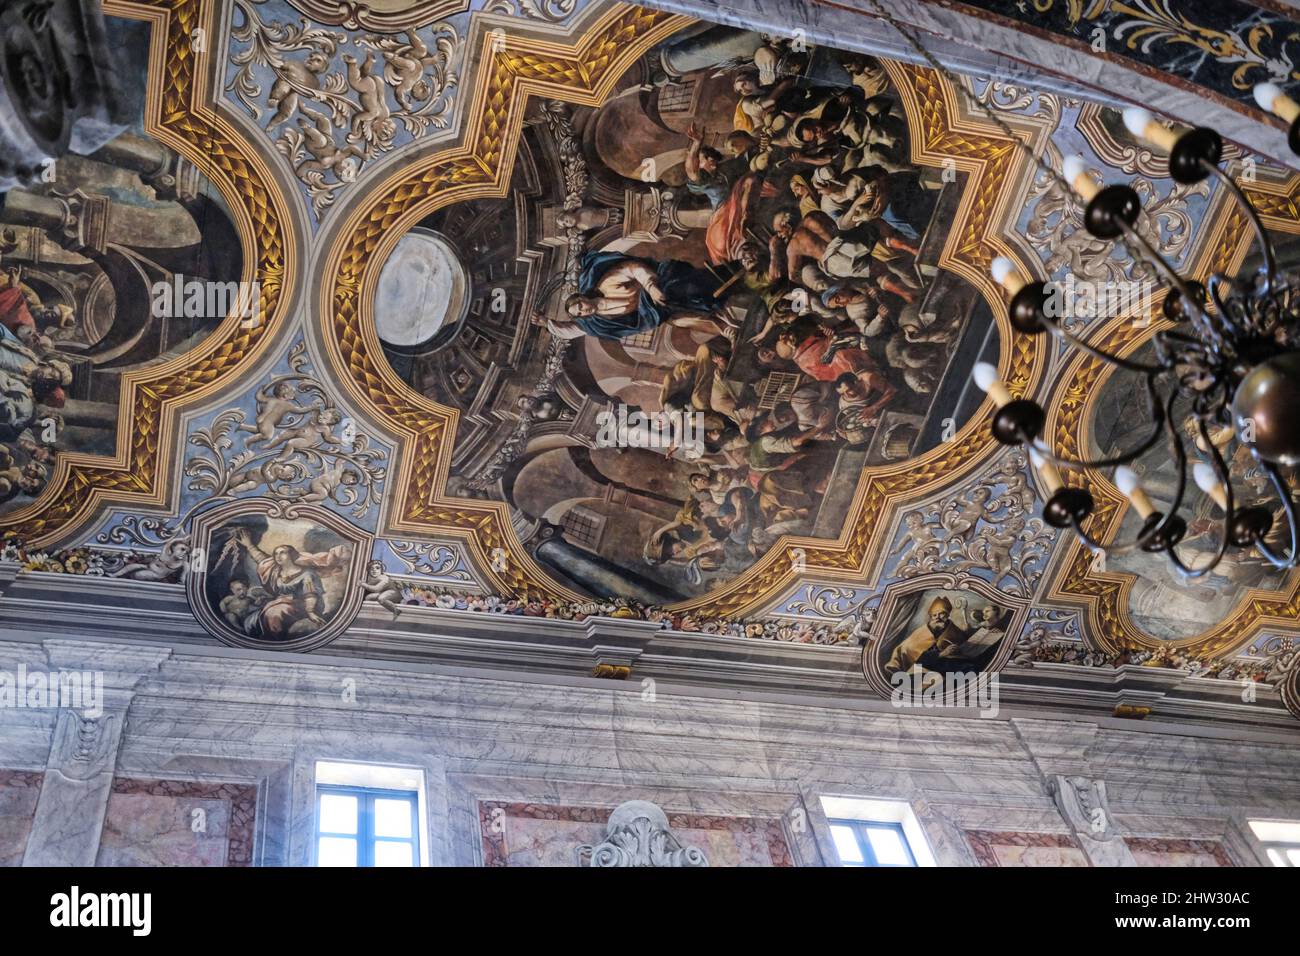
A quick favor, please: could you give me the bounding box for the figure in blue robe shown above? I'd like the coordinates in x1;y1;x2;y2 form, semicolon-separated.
566;251;723;341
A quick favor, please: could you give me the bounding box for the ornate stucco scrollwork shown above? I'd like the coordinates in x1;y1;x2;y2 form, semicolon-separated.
1047;775;1117;842
576;801;708;867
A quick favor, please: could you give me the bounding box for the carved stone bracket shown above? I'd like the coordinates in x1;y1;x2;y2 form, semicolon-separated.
1048;774;1116;840
589;643;642;679
1046;773;1137;865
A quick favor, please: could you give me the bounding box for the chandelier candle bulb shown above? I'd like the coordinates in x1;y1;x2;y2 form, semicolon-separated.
1062;155;1099;201
990;256;1025;298
973;361;1013;407
1121;106;1179;152
1193;462;1230;510
1028;447;1064;494
1114;465;1156;519
1254;82;1300;124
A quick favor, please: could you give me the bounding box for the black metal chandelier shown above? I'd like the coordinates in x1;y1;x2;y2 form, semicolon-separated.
972;86;1300;578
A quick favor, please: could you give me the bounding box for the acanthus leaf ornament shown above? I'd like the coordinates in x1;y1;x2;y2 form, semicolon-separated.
575;801;708;868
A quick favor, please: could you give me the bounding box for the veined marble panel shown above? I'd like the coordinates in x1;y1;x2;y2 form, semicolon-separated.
0;771;42;867
1123;837;1236;867
964;829;1089;867
95;778;258;867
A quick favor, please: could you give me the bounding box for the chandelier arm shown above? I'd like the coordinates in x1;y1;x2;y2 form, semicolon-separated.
1164;543;1225;577
1205;274;1250;340
1248;461;1298;568
1028;373;1167;470
1065;510;1170;558
1043;320;1166;374
1154;328;1212;351
1115;220;1223;348
1031;430;1162;470
1200;161;1278;292
1157;388;1193;528
1063;519;1120;556
863;0;1295;571
1063;390;1189;557
1162;420;1235;578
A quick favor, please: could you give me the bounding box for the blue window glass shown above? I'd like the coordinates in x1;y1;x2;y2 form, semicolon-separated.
316;785;419;867
826;819;917;867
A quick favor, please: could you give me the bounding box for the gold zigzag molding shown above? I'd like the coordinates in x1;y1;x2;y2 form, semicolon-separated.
1;0;294;546
320;6;1050;616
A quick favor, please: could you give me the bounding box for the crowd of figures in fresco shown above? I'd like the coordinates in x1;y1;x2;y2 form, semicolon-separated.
0;243;74;505
508;27;991;598
0;8;242;518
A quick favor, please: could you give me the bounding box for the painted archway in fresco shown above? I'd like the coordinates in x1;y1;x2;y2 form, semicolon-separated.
0;0;296;547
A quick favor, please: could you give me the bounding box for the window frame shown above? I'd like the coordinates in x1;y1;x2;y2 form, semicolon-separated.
819;795;936;866
826;818;919;867
1248;819;1300;867
315;783;420;868
561;504;605;549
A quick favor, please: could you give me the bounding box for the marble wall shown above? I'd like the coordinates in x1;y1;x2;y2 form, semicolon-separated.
964;831;1089;867
96;779;258;867
0;636;1297;866
0;771;42;866
478;802;793;866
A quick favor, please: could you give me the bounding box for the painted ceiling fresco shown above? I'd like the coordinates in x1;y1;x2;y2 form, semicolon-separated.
5;0;1300;717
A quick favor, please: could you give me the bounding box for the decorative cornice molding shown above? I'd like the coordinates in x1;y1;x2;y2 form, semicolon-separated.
0;575;1295;732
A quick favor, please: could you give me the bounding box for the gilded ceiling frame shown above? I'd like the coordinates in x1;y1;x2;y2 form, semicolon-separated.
318;3;1056;615
0;0;295;547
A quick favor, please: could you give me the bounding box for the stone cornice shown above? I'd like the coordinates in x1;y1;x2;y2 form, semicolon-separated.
0;570;1296;742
